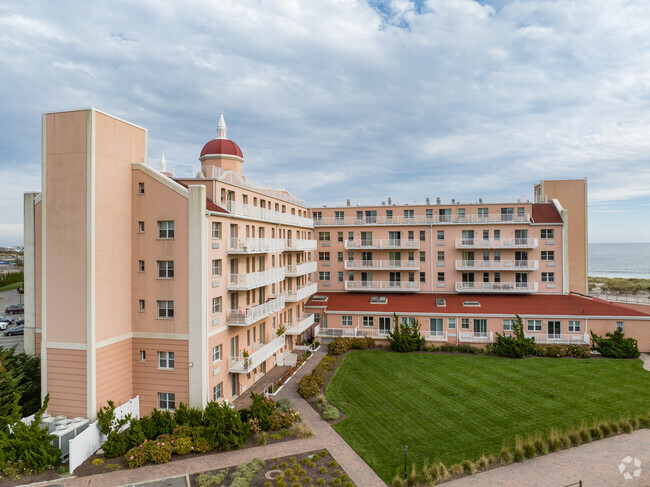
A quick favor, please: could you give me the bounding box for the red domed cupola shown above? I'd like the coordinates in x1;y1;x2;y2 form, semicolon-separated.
199;112;244;177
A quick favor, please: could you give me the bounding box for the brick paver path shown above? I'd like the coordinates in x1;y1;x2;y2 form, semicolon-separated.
46;347;385;487
445;429;650;487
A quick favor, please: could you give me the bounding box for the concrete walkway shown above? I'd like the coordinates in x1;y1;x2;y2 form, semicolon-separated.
641;353;650;372
445;429;650;487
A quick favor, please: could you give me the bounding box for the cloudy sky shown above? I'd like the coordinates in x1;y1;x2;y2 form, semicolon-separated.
2;0;650;246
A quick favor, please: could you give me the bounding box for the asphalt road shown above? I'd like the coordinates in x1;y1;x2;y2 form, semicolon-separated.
0;288;25;353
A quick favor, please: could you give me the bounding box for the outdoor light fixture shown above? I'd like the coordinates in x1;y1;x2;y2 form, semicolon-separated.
404;445;408;479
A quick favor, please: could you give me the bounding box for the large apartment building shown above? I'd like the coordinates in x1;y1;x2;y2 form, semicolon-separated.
23;108;649;420
23;109;317;419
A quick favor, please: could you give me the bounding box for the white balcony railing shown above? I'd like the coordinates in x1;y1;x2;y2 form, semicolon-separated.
344;239;421;250
455;238;539;249
455;281;539;293
455;260;539;271
285;282;318;302
285;239;318;251
228;334;286;373
315;326;358;338
317;327;447;342
344;260;421;270
227;201;313;228
285;314;315;335
285;261;318;277
421;330;448;341
227;295;286;326
228;237;286;254
228;267;285;291
524;332;590;345
459;331;494;343
313;214;531;226
345;280;420;292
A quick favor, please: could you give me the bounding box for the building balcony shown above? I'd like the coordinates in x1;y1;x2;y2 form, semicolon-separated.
455;260;539;271
344;280;420;292
285;282;318;302
314;326;358;338
455;281;539;293
455;238;538;249
227;295;286;326
313;214;530;226
344;260;421;270
228;334;285;374
228;237;286;254
458;331;494;343
227;201;313;228
524;332;590;345
285;261;318;277
285;239;318;251
228;267;285;291
285;314;315;335
344;239;421;250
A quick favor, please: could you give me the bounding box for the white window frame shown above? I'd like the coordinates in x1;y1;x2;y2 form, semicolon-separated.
568;320;581;332
319;272;330;281
158;220;175;239
158;392;175;411
616;321;624;332
503;319;514;331
157;260;174;279
541;229;554;239
212;297;221;314
541;251;555;261
542;272;555;283
138;260;145;272
461;318;469;330
342;315;353;327
212;222;221;239
138;221;145;233
158;351;175;369
212;259;222;277
212;344;222;362
363;316;374;327
527;320;542;332
448;318;456;329
138;299;145;312
213;383;223;401
157;300;174;318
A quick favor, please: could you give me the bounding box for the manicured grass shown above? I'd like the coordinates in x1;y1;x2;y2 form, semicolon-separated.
326;351;650;482
0;282;21;292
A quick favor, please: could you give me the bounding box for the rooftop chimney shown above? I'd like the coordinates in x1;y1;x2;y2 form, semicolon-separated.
346;199;351;206
436;197;441;205
479;198;483;204
451;198;455;205
426;197;430;205
388;197;392;205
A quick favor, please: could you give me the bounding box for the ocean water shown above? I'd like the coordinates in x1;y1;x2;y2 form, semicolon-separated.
589;243;650;279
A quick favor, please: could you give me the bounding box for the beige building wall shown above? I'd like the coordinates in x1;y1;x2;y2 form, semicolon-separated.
96;339;133;410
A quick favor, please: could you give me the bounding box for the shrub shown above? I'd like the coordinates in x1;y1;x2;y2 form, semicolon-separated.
172;435;194;455
331;479;342;487
150;408;176;435
391;476;404;487
522;437;536;458
534;433;549;455
57;465;69;475
476;456;489;470
196;470;228;487
328;338;350;356
126;419;147;449
193;436;211;453
202;400;250;450
578;425;592;443
92;458;105;466
438;462;450;480
590;329;640;358
321;405;340;421
599;422;612;437
548;429;562;451
387;314;425;352
140;415;158;440
500;444;513;465
230;458;265;487
290;422;314;439
590;424;604;440
145;440;173;464
105;463;121;471
299;374;325;399
125;446;147;468
250;392;277;431
487;316;535;358
103;430;130;458
568;432;581;446
174;402;191;425
449;464;464;475
276;398;294;412
513;437;525;462
269;409;301;430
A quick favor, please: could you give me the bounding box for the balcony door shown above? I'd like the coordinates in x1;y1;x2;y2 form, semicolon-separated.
361;272;373;283
365;210;377;223
389;231;401;246
462;230;474;245
501;207;513;221
430;318;443;336
462;251;475;267
379;316;391;335
547;320;561;339
515;251;528;267
231;374;239;397
515;230;528;245
361;252;373;268
361;231;373;246
389;272;401;287
515;272;528;288
389;251;401;267
473;319;487;337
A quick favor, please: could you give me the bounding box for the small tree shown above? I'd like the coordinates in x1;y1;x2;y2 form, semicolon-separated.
590;329;640;358
387;313;425;352
487;315;535;358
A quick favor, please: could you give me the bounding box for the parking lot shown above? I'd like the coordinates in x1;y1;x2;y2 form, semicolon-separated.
0;288;25;353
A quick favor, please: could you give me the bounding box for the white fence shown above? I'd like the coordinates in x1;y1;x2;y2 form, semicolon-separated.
69;396;140;474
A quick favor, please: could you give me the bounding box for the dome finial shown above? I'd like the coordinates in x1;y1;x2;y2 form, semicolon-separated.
217;111;227;139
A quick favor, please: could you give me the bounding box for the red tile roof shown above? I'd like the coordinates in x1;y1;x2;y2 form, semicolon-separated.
206;198;228;213
306;292;650;318
200;138;243;158
531;203;563;224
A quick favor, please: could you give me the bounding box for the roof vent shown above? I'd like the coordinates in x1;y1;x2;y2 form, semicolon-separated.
388;197;392;205
370;296;388;304
451;198;455;204
436;197;441;205
346;199;351;206
479;198;483;204
462;301;481;307
311;295;329;302
436;298;446;307
426;197;430;204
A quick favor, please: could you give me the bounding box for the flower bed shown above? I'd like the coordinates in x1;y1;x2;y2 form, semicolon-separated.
265;350;315;396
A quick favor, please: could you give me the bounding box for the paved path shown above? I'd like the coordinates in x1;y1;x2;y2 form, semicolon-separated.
445;428;650;487
641;353;650;372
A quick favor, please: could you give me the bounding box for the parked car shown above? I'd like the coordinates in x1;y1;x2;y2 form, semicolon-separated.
0;315;14;324
14;319;24;327
0;322;9;330
4;324;24;336
4;304;24;315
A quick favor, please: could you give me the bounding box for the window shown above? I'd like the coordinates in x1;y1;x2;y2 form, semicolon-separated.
483;272;489;283
501;207;514;221
541;229;554;239
212;297;221;314
212;344;222;362
461;318;469;330
494;272;501;283
157;300;174;318
157;260;174;279
318;252;330;261
212;259;222;276
483;229;489;240
338;271;343;282
419;231;426;242
138;182;145;194
138;221;145;233
541;251;555;261
138;260;145;272
401;317;415;326
140;350;146;361
318;232;330;241
348;271;354;281
527;320;542;332
437;251;444;262
616;321;624;332
386;209;393;220
448;318;456;329
437;272;445;282
139;299;145;311
314;313;320;324
158;392;175;410
541;272;555;282
213;383;223;401
158;221;174;239
408;272;415;282
158;351;175;369
493;230;500;240
437;230;444;240
408;231;414;241
318;272;330;281
494;251;501;261
313;211;322;221
335;211;344;221
478;208;488;219
503;319;514;331
348;252;354;261
362;316;374;327
568;320;581;332
404;209;414;219
337;252;343;262
212;222;221;238
342;316;353;327
458;208;465;220
425;209;433;220
337;232;343;242
420;272;425;283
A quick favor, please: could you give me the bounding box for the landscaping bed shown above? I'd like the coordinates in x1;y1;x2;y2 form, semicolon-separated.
189;449;356;487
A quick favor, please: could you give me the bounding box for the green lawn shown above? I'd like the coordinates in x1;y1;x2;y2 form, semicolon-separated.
326;351;650;482
0;282;21;292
